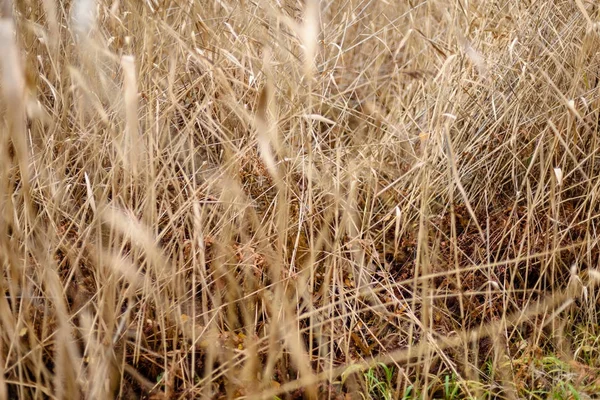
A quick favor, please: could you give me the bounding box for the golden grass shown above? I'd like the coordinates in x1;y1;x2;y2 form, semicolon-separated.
1;0;600;399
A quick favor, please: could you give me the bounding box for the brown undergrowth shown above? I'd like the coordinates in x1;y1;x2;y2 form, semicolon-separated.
2;1;600;399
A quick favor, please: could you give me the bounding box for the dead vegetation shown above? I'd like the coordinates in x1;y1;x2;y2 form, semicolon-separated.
2;0;600;398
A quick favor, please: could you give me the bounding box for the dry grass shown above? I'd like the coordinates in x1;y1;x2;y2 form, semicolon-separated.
1;0;600;399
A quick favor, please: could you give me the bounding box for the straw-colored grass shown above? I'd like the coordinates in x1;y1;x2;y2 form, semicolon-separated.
1;1;600;399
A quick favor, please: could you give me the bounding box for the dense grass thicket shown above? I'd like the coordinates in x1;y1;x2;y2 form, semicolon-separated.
1;0;600;398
